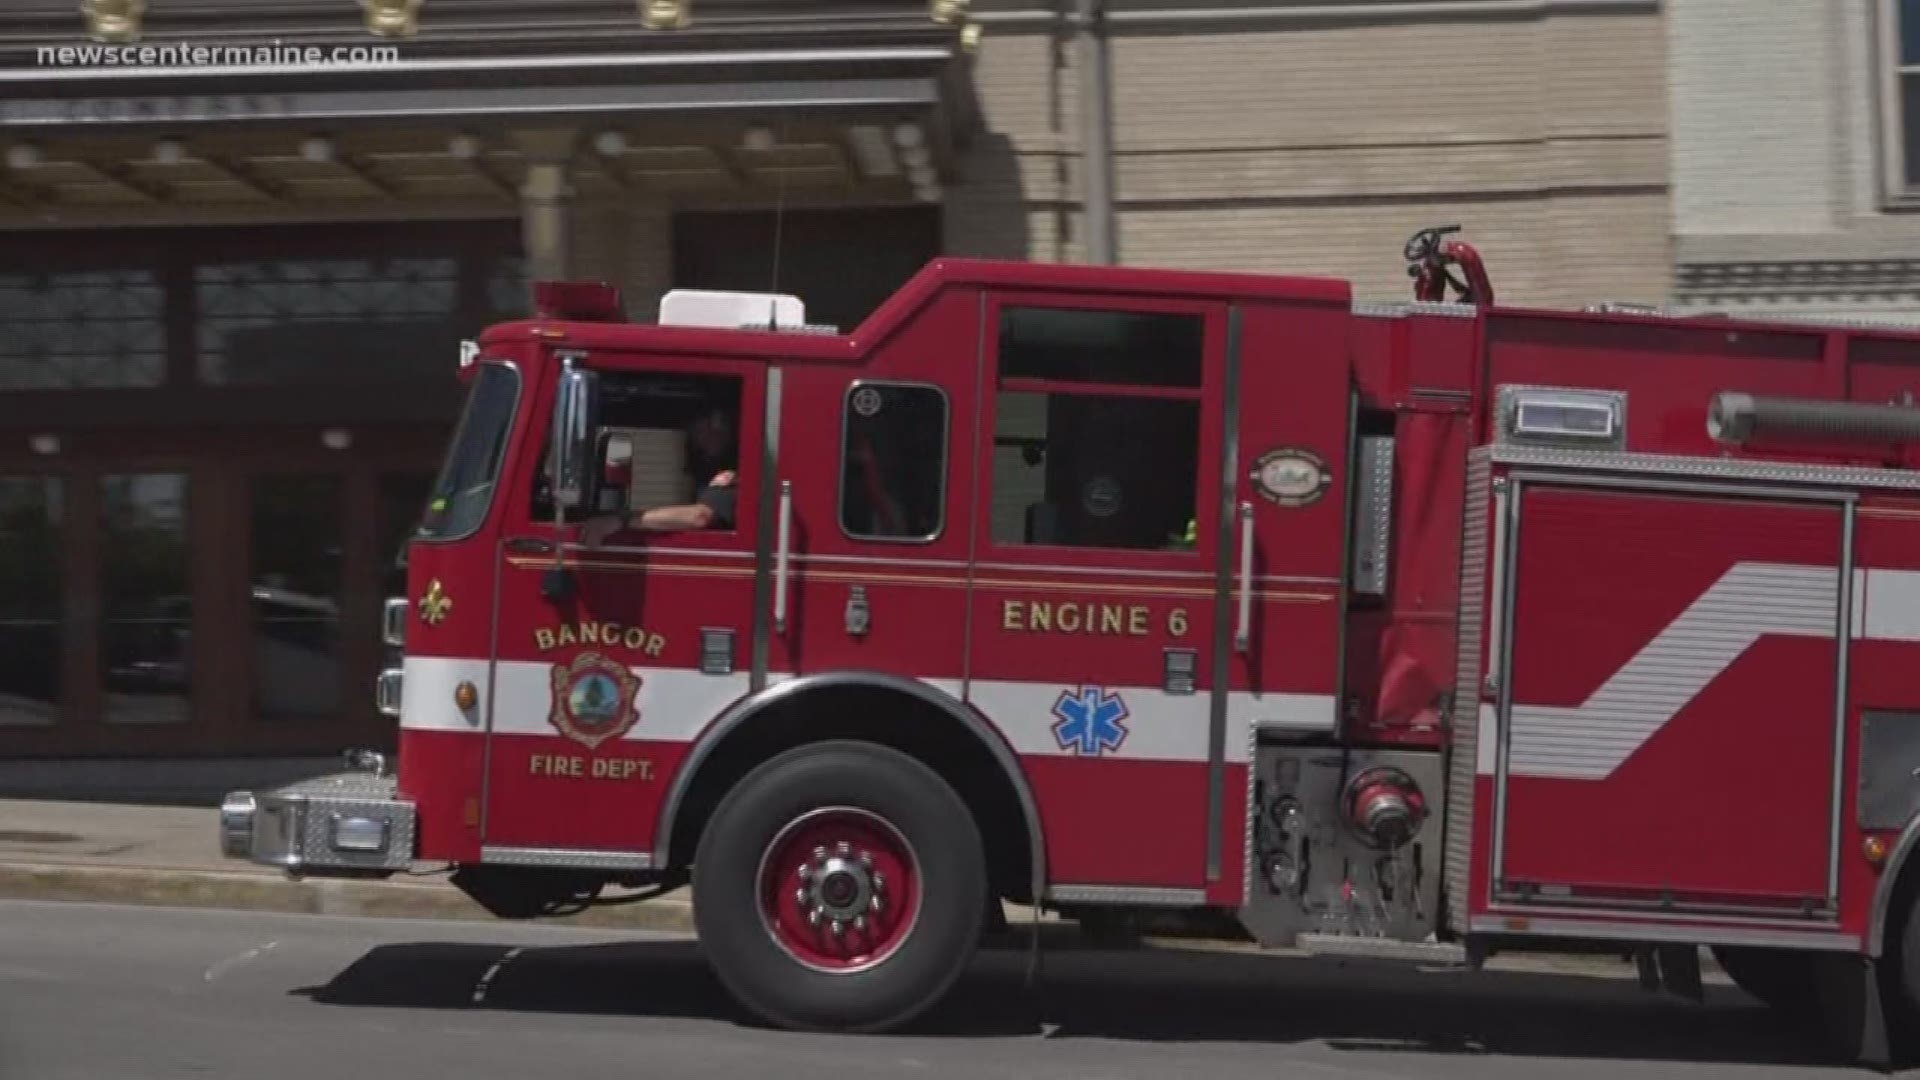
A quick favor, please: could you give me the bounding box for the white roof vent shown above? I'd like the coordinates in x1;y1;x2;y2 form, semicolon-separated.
659;288;806;330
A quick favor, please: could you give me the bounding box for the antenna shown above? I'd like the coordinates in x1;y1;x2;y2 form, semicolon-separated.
766;118;790;331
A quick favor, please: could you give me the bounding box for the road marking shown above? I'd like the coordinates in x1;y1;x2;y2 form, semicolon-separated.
471;946;524;1005
203;939;277;983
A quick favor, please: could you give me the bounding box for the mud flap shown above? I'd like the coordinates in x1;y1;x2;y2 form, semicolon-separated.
1634;944;1704;1003
1811;953;1892;1070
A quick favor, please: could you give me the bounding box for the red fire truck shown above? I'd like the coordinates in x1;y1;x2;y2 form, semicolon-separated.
219;227;1920;1060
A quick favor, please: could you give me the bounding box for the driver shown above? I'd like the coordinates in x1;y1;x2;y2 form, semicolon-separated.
581;403;737;546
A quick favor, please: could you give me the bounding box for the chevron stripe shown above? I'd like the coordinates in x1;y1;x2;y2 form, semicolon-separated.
1505;562;1920;781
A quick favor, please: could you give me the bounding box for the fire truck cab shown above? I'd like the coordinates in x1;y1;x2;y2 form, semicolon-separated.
219;230;1920;1060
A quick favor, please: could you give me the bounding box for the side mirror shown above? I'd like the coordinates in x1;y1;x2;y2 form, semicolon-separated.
549;361;600;513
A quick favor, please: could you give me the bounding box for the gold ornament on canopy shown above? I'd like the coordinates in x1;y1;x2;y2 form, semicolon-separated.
360;0;424;37
81;0;145;43
640;0;690;30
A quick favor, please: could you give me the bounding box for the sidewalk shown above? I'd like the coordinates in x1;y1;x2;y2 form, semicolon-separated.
0;798;699;931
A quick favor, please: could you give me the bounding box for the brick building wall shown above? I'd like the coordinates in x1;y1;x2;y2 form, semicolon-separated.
1669;0;1920;321
946;2;1671;311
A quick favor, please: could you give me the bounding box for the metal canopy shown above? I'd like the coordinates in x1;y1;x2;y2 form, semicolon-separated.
0;23;973;213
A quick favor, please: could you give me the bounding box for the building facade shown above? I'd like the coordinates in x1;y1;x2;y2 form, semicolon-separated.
0;0;1665;794
1669;0;1920;322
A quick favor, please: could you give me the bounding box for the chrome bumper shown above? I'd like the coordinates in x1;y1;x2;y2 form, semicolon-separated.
219;770;417;876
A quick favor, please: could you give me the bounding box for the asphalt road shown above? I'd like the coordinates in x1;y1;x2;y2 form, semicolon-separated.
0;899;1898;1080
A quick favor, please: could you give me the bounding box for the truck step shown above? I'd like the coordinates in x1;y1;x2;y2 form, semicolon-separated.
1295;933;1467;965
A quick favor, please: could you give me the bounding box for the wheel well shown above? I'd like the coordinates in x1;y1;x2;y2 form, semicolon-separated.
665;684;1038;904
1882;845;1920;959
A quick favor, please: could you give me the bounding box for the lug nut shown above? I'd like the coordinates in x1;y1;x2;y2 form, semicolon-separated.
831;920;844;937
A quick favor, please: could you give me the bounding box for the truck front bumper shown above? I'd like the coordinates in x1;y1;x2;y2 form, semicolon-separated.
219;770;417;876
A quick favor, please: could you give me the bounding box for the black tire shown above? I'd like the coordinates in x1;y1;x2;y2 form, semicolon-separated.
1713;945;1818;1014
692;740;987;1033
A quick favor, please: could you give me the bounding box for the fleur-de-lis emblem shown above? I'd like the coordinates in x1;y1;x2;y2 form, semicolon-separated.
419;579;453;626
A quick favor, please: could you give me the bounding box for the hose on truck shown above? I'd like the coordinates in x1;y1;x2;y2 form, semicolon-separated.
1708;391;1920;448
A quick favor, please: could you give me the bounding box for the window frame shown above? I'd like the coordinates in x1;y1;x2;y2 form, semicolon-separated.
978;292;1222;565
1878;0;1920;208
836;377;952;545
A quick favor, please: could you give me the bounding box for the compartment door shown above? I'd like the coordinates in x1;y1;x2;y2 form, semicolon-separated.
1494;483;1844;914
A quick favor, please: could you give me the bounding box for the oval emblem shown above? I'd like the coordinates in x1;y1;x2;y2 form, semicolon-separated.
1083;475;1123;517
1252;448;1332;508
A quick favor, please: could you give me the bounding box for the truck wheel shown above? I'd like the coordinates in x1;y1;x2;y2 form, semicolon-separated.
692;740;986;1033
1712;945;1817;1014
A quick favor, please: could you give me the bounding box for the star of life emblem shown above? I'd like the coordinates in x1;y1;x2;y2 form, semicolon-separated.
1050;685;1130;756
548;652;642;750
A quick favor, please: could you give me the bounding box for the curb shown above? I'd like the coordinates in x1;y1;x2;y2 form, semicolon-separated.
0;861;1724;982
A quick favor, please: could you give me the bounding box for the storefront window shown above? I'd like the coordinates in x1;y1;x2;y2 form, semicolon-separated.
250;475;343;722
0;268;165;390
100;473;192;725
0;477;62;726
485;255;529;319
379;471;437;597
196;257;462;386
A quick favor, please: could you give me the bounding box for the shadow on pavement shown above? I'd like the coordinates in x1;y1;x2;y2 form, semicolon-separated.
292;936;1853;1069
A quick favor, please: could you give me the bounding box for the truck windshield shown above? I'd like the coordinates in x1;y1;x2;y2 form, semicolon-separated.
417;361;521;541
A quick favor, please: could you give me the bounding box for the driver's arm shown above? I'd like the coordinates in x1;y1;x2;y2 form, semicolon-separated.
579;491;724;546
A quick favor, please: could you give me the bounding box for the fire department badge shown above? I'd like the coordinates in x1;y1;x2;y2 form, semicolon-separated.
547;652;642;750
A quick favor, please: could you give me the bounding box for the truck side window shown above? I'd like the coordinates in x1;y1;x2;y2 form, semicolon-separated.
839;382;948;542
530;370;744;529
990;306;1203;552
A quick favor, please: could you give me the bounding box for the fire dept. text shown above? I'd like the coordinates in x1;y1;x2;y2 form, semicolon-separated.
529;754;654;780
1000;600;1189;637
534;621;667;657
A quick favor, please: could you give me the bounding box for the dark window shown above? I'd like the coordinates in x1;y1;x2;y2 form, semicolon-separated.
251;475;343;722
991;303;1206;552
999;306;1204;389
532;372;744;529
0;268;165;390
420;362;520;542
1899;1;1920;186
839;383;948;542
992;391;1199;551
195;257;464;387
100;473;191;725
0;477;62;726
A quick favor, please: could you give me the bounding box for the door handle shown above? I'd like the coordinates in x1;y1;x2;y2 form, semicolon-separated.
773;479;793;633
1235;502;1254;653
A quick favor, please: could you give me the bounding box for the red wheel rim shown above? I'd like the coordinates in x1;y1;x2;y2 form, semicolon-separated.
755;806;923;973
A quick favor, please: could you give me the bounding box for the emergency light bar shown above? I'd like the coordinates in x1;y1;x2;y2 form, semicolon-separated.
533;280;626;322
